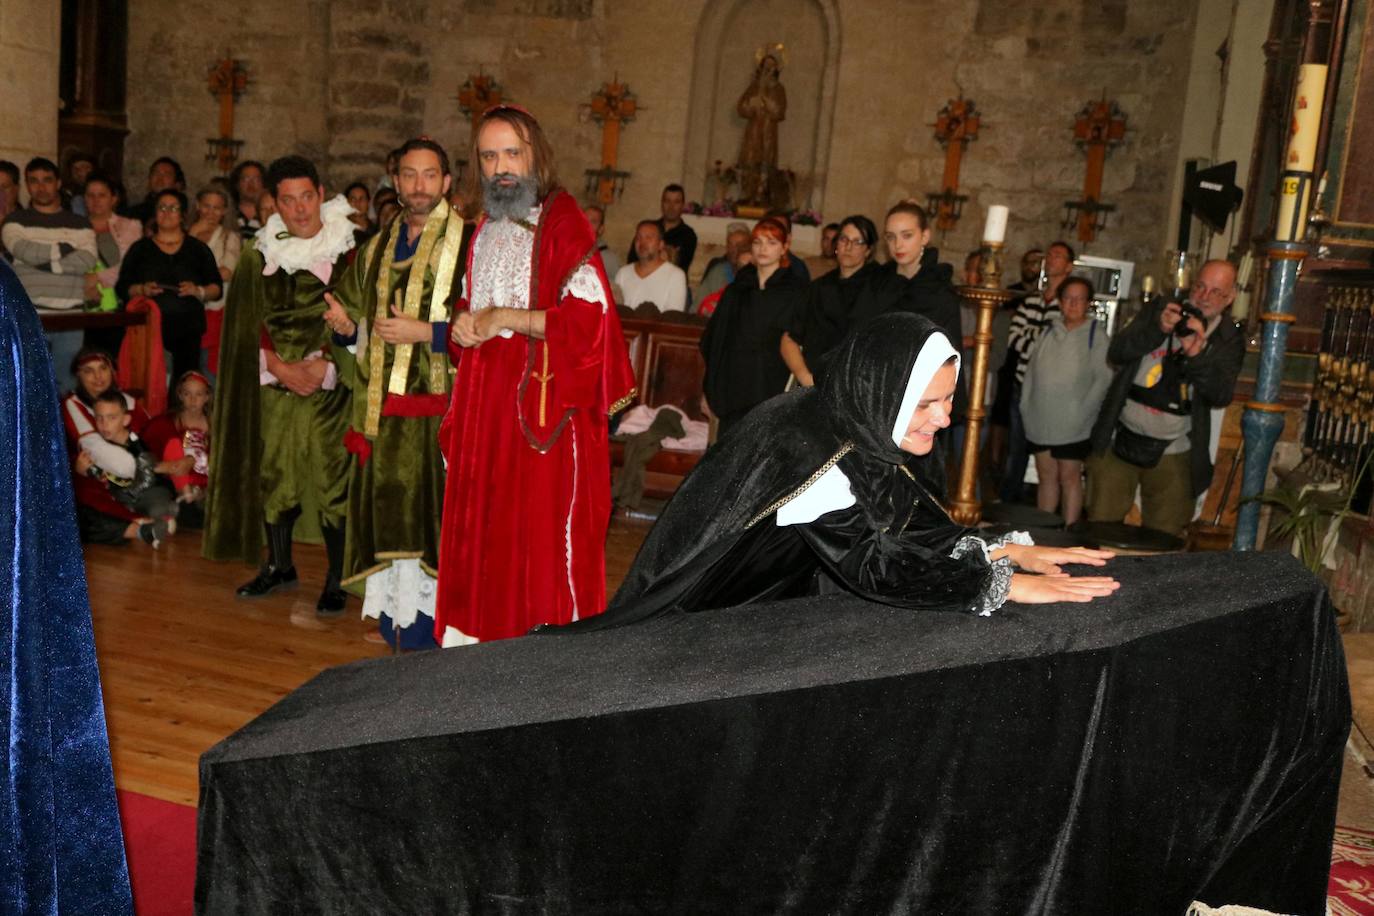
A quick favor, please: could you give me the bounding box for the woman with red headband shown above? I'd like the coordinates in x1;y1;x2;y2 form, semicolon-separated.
60;347;168;545
699;216;808;439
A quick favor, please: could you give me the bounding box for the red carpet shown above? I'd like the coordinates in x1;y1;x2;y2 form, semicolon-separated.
117;789;196;916
1331;825;1374;915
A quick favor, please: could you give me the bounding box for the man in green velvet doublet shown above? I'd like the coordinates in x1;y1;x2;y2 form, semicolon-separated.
323;139;470;649
203;156;358;614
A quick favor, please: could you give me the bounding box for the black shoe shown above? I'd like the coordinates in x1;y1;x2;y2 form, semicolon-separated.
316;522;348;616
236;565;298;597
137;519;168;549
315;584;348;616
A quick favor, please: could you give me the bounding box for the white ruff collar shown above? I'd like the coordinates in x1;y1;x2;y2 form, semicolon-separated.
257;195;357;282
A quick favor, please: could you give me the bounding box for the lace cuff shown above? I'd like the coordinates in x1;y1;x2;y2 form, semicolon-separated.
951;530;1034;617
561;261;609;311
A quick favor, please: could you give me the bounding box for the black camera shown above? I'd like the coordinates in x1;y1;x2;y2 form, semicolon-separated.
1173;302;1206;337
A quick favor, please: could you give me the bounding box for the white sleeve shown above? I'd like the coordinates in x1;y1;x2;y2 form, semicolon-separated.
259;349;278;386
79;432;137;478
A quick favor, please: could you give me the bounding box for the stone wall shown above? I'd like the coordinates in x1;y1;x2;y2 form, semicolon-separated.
0;0;61;200
122;0;1210;269
123;0;330;199
825;0;1200;270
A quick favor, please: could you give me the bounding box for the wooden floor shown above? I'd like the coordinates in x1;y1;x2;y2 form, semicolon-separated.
87;518;653;807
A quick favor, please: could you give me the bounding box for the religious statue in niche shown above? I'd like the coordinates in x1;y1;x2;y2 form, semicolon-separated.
736;43;788;208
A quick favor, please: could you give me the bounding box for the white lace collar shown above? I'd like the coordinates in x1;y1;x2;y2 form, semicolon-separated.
256;195;357;280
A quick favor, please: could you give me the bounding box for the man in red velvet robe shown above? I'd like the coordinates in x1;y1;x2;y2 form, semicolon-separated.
435;106;635;645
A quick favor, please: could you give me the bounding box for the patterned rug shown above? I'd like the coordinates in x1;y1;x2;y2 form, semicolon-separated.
1330;825;1374;915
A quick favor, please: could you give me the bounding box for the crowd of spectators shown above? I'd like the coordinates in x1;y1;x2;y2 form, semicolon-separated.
0;149;403;553
605;187;1243;537
2;143;1244;557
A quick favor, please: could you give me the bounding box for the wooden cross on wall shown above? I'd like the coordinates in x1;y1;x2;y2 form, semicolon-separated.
457;74;505;137
930;98;980;231
206;57;249;174
586;79;638;206
1067;98;1127;243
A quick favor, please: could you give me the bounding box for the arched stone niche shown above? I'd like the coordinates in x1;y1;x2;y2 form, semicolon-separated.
683;0;841;215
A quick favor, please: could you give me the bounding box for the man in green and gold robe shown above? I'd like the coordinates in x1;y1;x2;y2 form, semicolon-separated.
204;155;358;614
322;138;471;648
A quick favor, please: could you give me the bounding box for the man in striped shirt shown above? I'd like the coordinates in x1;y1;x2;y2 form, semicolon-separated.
999;239;1074;503
1;157;97;390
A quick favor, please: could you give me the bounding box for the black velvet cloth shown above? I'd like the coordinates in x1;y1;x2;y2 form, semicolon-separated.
571;312;986;630
698;262;808;426
196;551;1347;915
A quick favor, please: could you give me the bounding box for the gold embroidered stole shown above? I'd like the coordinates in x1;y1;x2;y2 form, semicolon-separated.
363;200;465;437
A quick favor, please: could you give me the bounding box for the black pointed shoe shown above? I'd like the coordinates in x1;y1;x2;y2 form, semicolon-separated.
236;565;299;598
315;584;348;616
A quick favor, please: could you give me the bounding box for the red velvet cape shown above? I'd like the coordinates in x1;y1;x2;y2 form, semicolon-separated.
434;190;635;642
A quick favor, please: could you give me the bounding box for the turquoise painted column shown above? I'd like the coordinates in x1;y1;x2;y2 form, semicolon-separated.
1233;242;1306;550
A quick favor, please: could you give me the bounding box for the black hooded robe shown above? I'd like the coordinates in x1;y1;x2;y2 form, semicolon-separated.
787;260;884;362
553;312;999;632
699;262;808;437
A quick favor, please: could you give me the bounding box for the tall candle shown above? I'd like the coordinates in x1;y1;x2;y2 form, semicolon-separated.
983;205;1009;243
1274;63;1328;241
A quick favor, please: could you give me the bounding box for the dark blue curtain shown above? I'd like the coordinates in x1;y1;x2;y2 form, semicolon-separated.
0;261;132;913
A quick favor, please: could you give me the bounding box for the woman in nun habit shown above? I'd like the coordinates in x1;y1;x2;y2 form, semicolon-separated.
551;312;1118;633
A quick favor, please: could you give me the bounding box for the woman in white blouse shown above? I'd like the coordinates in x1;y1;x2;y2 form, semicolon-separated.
189;185;242;379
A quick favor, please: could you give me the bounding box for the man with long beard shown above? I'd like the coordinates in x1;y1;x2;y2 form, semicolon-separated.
204;155;357;614
321;137;472;649
434;105;635;646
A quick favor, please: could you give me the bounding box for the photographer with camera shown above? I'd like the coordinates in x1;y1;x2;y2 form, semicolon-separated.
1085;259;1245;536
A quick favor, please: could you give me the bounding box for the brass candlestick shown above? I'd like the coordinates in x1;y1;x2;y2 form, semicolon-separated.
978;240;1004;290
950;241;1016;526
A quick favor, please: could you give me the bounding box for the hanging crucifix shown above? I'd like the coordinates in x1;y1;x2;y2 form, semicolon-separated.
206;57;249;175
1063;97;1126;243
927;98;980;232
457;73;505;137
584;78;638;206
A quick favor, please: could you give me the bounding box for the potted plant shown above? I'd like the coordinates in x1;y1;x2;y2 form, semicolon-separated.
1250;451;1372;630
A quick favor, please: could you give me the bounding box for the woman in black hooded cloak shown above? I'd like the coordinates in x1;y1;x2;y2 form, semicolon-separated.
552;313;1117;633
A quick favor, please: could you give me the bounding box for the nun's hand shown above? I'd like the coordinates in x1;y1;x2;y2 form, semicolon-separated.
1002;545;1115;575
1008;572;1120;604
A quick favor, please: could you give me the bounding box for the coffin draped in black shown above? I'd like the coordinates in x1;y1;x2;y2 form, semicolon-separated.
564;311;989;632
196;551;1349;915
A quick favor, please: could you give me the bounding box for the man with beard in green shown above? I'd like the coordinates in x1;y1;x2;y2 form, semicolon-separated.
322;137;472;648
